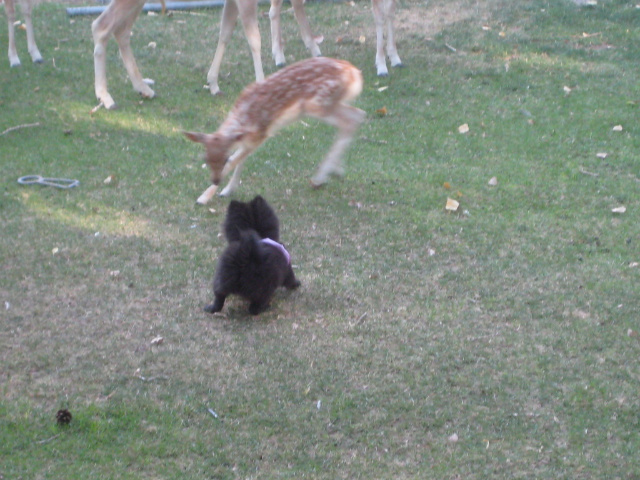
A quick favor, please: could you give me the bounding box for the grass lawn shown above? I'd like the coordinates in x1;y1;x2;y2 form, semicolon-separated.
1;0;639;477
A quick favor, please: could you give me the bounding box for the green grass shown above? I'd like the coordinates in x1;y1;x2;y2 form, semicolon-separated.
1;0;640;477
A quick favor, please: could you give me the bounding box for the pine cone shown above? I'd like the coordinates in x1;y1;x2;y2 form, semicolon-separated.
56;409;72;425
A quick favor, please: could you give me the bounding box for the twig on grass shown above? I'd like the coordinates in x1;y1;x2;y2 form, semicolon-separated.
349;312;368;328
360;136;388;145
579;166;599;177
35;434;61;445
0;122;41;137
136;375;169;382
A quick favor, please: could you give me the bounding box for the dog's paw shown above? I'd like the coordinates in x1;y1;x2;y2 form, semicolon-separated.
249;302;269;316
204;303;222;314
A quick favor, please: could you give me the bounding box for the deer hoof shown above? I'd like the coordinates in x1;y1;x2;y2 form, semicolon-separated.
309;179;325;190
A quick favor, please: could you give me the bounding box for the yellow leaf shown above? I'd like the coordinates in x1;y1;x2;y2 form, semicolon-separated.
445;198;460;211
375;106;387;116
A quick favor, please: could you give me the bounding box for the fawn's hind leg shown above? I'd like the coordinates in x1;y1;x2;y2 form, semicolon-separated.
310;104;366;187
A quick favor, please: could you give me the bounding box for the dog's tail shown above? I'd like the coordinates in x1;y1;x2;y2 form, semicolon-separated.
224;195;280;242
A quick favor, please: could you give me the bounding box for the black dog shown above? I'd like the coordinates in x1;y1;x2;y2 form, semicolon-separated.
205;196;300;315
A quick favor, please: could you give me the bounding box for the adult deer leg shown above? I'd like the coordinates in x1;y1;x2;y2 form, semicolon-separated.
268;0;286;66
270;0;321;67
207;0;264;96
238;0;263;81
372;0;402;76
93;0;150;109
290;0;321;58
383;0;402;68
113;4;156;100
21;0;43;64
5;0;21;66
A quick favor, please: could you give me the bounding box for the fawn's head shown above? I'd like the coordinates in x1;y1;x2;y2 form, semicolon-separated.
184;131;238;186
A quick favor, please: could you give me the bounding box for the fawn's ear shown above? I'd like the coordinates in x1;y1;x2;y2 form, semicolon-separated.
183;131;208;144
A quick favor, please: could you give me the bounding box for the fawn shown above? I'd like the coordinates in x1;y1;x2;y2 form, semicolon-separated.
184;57;365;204
3;0;43;67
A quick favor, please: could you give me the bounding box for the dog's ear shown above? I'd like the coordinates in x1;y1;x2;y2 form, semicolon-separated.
183;131;208;144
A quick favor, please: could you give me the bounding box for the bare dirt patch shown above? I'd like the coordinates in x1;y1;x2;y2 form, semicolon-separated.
395;0;497;38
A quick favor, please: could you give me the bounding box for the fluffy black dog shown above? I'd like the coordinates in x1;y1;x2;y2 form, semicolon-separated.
205;195;300;315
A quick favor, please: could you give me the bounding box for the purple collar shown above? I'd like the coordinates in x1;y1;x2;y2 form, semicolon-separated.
260;238;291;264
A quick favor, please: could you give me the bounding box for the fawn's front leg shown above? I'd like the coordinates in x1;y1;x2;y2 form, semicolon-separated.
196;145;254;203
219;145;255;197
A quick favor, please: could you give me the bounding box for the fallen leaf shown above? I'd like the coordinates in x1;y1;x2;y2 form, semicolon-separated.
147;41;157;49
458;123;470;134
563;86;572;94
375;106;388;116
596;152;608;159
358;35;366;44
445;198;460;212
629;262;639;268
103;174;116;185
488;176;498;186
52;247;59;255
443;182;451;190
628;329;638;338
612;125;623;131
377;86;389;92
482;25;491;31
150;336;164;346
427;248;436;256
612;206;626;214
448;433;459;443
